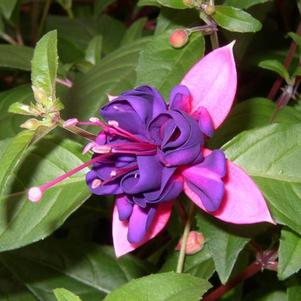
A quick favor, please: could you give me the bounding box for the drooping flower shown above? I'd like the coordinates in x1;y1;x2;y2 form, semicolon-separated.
28;43;274;257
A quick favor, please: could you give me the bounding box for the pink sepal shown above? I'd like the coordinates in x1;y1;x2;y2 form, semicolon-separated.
180;42;237;129
183;151;275;225
112;201;173;257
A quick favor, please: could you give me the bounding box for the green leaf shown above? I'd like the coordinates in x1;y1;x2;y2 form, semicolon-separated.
196;214;249;284
104;272;211;301
0;136;91;251
31;30;58;99
287;32;301;49
137;0;160;6
155;8;199;35
160;245;215;279
121;18;147;46
0;85;35;139
213;6;262;32
94;0;115;16
0;0;18;19
0;130;35;199
54;289;82;301
157;0;187;9
85;35;102;65
293;66;301;77
287;281;301;301
0;45;33;71
223;0;271;9
0;239;151;300
67;37;150;120
46;15;125;60
209;98;301;148
136;32;205;98
223;124;301;234
259;60;290;83
278;228;301;280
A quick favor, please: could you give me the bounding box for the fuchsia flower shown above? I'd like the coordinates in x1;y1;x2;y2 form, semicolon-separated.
28;43;274;257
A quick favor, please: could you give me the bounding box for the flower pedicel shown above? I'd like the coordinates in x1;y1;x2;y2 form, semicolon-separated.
28;43;274;257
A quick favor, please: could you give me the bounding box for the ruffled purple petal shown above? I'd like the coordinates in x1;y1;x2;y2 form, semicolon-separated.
194;107;214;137
169;85;191;112
121;155;163;194
100;85;167;136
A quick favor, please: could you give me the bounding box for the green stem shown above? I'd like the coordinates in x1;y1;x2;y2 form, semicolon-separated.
209;31;219;49
176;203;195;273
37;0;52;39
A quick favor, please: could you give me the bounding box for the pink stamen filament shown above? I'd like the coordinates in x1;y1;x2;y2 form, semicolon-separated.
28;155;109;202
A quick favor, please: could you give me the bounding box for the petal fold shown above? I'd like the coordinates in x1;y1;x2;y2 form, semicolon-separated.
183;157;274;224
180;42;237;129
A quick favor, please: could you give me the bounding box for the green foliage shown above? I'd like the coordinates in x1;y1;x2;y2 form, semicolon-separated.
223;124;301;234
213;6;262;32
223;0;272;9
136;31;205;98
0;1;300;300
103;272;211;301
278;228;301;280
0;0;18;20
54;289;82;301
259;59;290;83
196;214;250;284
0;136;90;251
31;30;58;100
160;245;215;279
0;45;33;71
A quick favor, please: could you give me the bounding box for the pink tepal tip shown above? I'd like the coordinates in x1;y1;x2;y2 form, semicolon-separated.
28;187;43;203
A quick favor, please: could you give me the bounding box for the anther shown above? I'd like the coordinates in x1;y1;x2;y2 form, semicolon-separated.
89;117;100;123
91;179;102;189
108;120;119;127
107;94;117;102
92;145;112;154
110;170;117;177
82;142;96;154
63;118;79;128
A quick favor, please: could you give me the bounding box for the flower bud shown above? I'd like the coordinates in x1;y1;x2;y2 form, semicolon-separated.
204;4;215;15
176;231;205;255
169;29;189;49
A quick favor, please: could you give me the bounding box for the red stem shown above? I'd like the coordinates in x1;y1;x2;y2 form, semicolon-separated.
203;250;278;301
267;21;301;100
203;261;261;301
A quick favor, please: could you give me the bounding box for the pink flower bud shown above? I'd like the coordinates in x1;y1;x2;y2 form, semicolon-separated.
169;29;189;49
176;231;205;255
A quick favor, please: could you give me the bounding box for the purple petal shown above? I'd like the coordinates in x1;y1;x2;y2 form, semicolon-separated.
116;195;133;221
127;205;156;244
101;85;167;136
86;170;122;195
121;155;163;194
198;150;226;177
169;85;191;112
194;107;214;137
186;176;224;212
